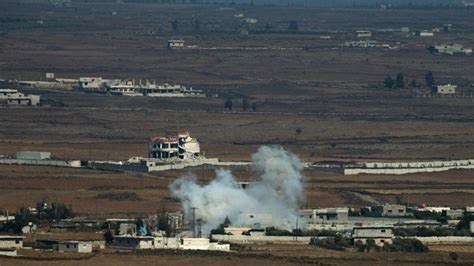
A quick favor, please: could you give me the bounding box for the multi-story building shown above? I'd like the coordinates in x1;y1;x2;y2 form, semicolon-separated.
149;131;200;161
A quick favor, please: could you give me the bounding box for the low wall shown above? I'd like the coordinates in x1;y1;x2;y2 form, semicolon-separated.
0;159;81;168
344;164;474;175
212;234;312;244
148;158;220;171
88;162;149;172
414;236;474;244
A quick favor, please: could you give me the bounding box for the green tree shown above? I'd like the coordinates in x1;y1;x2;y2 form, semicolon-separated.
425;71;435;88
410;79;417;88
395;72;405;88
224;98;233;111
251;102;257;112
103;229;114;243
384;75;395;88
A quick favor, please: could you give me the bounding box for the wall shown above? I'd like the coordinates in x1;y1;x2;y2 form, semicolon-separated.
212;234;312;244
0;158;80;168
414;236;474;244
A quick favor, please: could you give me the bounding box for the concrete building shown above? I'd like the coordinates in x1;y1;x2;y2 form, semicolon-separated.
77;77;120;92
149;131;200;161
0;248;17;257
466;206;474;213
442;209;464;219
0;89;40;106
57;241;93;253
119;222;137;236
470;221;474;234
114;236;157;249
301;208;349;223
242;18;257;24
356;30;372;38
180;238;230;251
437;84;457;94
0;236;24;249
0;89;19;99
432;44;472;55
416;31;434;37
344;40;378;48
352;227;394;246
371;204;407;217
168;40;185;48
113;236;229;251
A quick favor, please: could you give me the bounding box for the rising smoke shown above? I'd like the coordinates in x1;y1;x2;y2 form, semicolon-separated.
169;146;306;233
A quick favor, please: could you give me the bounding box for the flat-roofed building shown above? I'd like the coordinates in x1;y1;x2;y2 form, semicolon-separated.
371;204;407;217
168;40;185;48
437;84;457;94
57;241;93;253
352;227;394;246
0;236;24;249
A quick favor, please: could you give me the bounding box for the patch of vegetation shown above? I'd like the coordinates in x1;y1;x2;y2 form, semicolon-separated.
355;238;429;253
96;192;141;201
309;235;351;251
394;226;471;237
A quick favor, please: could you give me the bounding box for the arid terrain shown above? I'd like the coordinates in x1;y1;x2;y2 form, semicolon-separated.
0;1;473;265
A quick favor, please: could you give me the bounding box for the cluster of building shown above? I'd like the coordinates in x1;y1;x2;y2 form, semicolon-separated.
4;73;203;98
343;40;390;49
77;77;203;97
0;88;40;107
213;204;474;247
430;43;472;56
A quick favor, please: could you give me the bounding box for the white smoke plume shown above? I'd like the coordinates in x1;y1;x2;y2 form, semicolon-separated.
169;146;306;234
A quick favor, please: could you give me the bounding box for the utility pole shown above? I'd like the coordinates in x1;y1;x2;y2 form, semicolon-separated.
191;207;198;238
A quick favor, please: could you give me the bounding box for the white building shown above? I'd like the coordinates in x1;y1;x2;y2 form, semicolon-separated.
356;30;372;38
344;40;379;48
242;18;257;24
352;227;394;246
149;131;200;161
301;208;349;224
437;84;457;94
57;241;93;253
416;31;434;37
113;236;229;251
0;248;17;257
432;44;472;55
168;40;185;48
0;89;40;106
77;77;120;92
0;236;24;249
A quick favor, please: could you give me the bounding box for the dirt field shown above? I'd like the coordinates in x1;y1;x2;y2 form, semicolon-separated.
0;243;473;265
0;1;473;215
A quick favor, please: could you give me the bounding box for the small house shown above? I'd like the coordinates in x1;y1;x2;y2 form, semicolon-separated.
57;241;93;253
0;236;24;249
352;227;394;246
167;40;185;49
437;84;457;94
